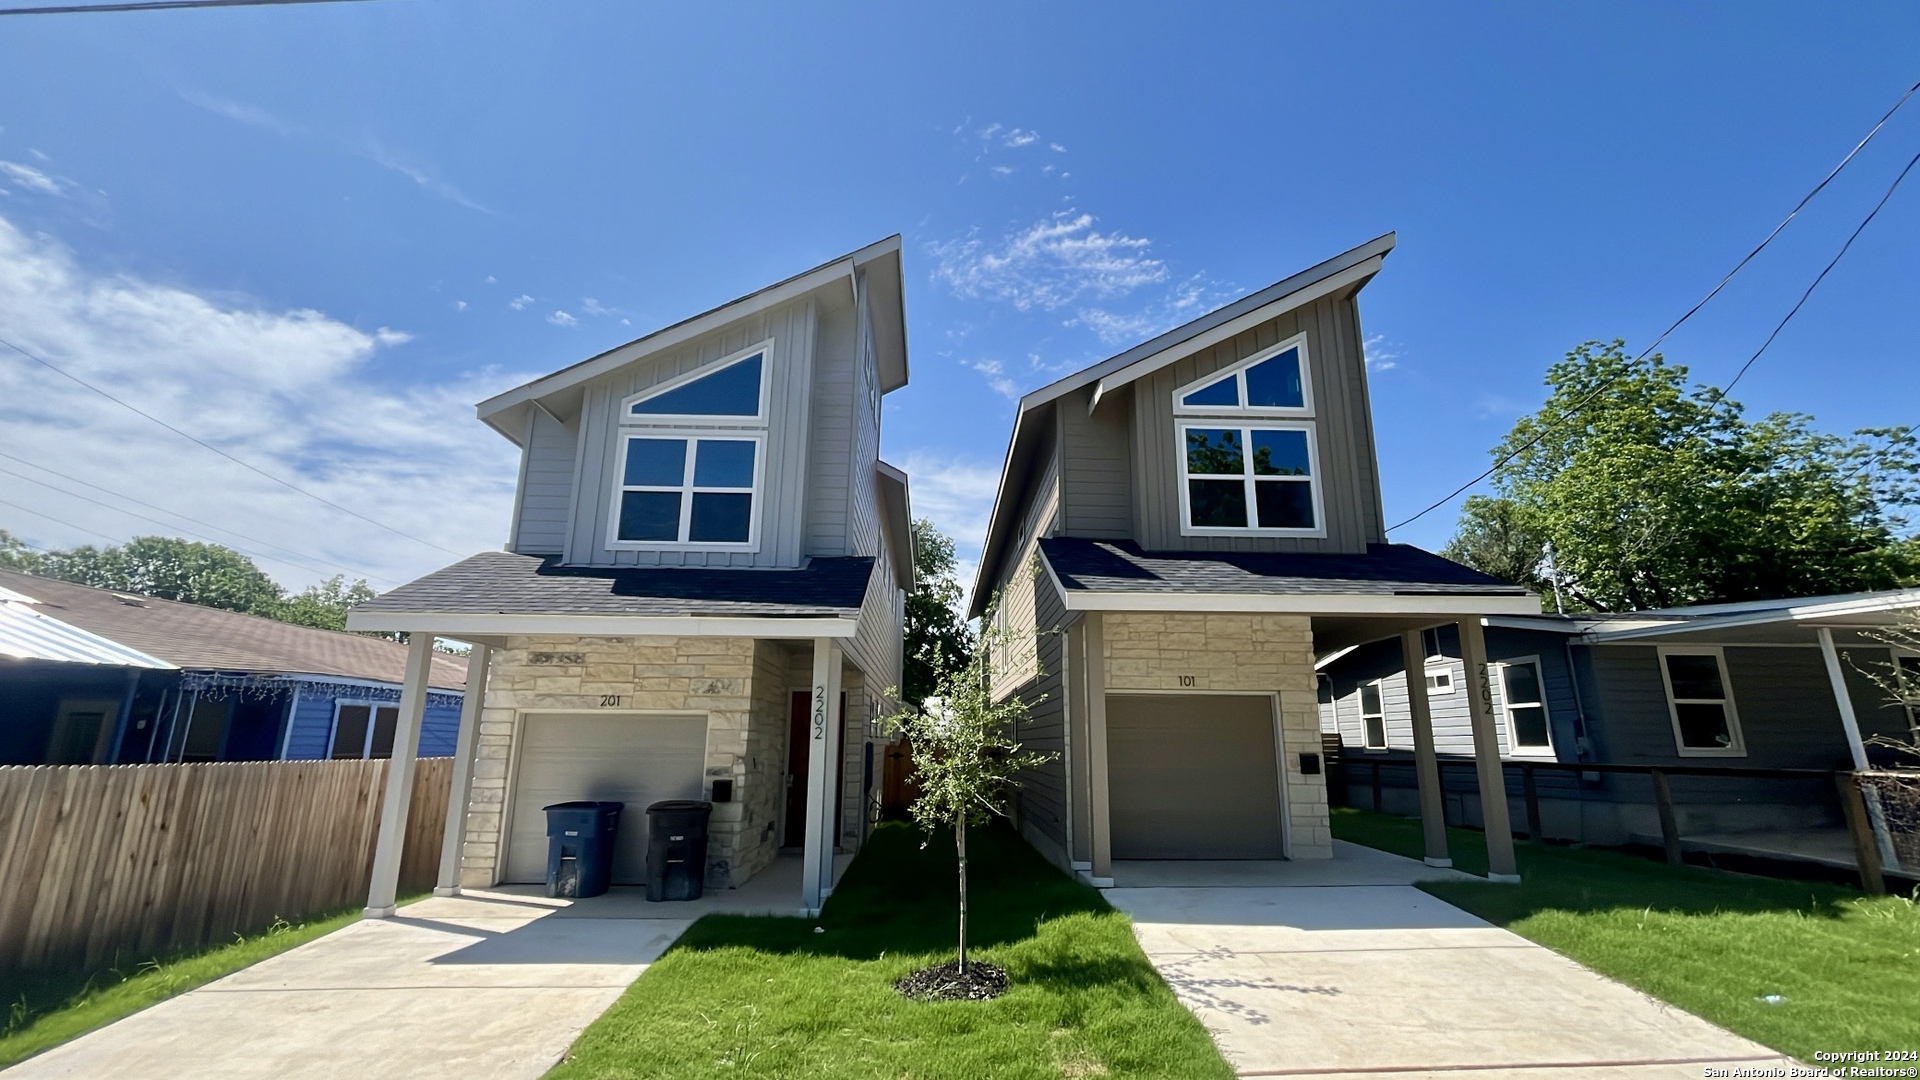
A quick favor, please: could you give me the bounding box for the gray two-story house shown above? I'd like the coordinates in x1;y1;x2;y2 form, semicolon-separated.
347;238;912;917
972;234;1541;885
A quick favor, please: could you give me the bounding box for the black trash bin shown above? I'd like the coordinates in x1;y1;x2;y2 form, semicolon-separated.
645;800;713;902
543;801;623;899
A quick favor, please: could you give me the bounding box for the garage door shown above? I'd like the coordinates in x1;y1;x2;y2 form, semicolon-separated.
1107;694;1284;859
505;712;708;884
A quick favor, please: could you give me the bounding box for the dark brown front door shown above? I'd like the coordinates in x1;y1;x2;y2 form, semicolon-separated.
783;689;847;848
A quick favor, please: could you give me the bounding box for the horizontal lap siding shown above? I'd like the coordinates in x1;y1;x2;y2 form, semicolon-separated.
282;692;340;760
514;408;576;555
1016;574;1068;855
1060;384;1132;537
807;296;858;558
568;298;818;568
1326;628;1580;760
1132;295;1383;553
839;287;903;698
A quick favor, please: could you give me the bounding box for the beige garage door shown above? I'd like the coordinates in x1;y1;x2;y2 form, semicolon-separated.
505;712;708;884
1107;694;1284;859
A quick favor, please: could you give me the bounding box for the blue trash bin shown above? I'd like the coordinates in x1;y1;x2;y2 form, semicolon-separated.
543;801;623;899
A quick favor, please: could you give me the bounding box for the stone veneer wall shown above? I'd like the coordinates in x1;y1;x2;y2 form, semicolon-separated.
1102;613;1331;859
462;635;784;889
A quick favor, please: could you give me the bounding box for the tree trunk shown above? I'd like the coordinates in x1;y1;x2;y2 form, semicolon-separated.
956;813;969;973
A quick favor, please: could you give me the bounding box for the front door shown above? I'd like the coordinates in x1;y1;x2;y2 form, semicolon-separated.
783;690;846;848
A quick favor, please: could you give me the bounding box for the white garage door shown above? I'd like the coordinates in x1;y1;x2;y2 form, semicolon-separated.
1107;694;1285;859
505;712;708;885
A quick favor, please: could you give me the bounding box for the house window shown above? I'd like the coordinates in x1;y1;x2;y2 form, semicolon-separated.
1496;658;1553;756
614;342;771;549
1173;338;1312;414
1658;648;1745;756
1177;423;1321;533
1359;681;1387;750
331;702;400;760
1425;668;1455;694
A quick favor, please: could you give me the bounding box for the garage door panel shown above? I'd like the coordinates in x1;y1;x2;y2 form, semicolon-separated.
505;712;707;885
1108;694;1284;860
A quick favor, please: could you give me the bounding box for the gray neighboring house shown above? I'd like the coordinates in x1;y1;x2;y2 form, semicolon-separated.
1319;589;1920;871
347;237;912;918
970;233;1544;885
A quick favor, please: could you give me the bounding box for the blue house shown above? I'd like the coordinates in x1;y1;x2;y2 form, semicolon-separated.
0;569;467;765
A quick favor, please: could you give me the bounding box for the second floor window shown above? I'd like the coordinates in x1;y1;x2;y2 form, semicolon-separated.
614;342;769;548
1179;423;1320;533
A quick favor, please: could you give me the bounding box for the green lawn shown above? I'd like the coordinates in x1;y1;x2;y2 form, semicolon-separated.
549;822;1232;1080
1332;806;1920;1062
0;895;421;1069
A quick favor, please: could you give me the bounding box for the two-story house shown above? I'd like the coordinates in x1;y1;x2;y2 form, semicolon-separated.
972;233;1541;886
346;237;912;917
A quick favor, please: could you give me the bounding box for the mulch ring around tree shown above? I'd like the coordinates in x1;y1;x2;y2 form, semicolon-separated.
894;960;1010;1002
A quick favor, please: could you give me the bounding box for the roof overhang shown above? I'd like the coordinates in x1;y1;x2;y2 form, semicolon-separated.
475;235;906;446
874;460;913;590
0;598;176;669
1578;588;1920;644
1048;589;1544;617
345;610;859;639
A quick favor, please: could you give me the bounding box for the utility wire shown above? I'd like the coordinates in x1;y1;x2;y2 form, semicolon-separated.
0;0;375;15
1387;76;1920;534
0;333;466;557
0;497;125;546
0;448;398;585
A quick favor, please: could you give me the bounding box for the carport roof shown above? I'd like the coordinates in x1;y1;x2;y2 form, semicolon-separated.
350;551;874;631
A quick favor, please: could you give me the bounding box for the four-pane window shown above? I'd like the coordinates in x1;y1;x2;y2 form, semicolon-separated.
1496;659;1553;755
1181;424;1317;531
617;436;759;544
1659;649;1745;755
1359;681;1387;750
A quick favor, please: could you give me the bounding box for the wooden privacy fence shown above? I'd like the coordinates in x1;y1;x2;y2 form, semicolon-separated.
0;757;452;973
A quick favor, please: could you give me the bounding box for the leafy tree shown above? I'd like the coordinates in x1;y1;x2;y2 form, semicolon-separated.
278;574;380;631
903;519;975;706
35;536;286;615
1440;496;1547;594
883;599;1052;976
0;530;42;574
1447;341;1919;610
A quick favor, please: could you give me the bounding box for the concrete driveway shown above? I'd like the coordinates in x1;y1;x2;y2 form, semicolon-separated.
1105;842;1797;1079
3;856;831;1080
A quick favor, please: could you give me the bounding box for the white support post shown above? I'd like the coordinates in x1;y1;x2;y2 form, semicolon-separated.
1401;629;1451;867
366;634;434;918
801;638;842;917
1459;618;1520;883
1084;613;1113;886
1818;627;1899;867
434;643;491;897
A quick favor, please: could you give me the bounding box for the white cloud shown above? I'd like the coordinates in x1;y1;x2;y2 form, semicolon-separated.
483;275;497;285
967;358;1021;400
0;213;530;591
1002;128;1039;148
1363;333;1399;371
1049;142;1067;153
451;300;467;312
1073;274;1240;346
929;211;1168;312
580;297;613;317
508;294;534;310
990;165;1014;177
0;161;65;196
547;310;578;328
897;450;1002;594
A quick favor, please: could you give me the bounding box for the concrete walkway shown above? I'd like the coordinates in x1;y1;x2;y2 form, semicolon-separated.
1105;841;1796;1079
3;855;840;1079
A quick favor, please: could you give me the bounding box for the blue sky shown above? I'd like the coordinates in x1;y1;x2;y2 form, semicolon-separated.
0;2;1916;591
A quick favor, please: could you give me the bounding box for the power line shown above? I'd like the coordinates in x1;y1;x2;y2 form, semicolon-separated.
0;0;375;15
0;448;399;585
1387;76;1920;534
0;497;125;546
0;333;466;557
0;464;401;587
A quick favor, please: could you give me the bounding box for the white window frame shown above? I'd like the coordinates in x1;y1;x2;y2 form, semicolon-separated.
1171;333;1314;417
618;339;774;425
1656;645;1747;758
1358;679;1388;751
1493;656;1555;758
328;699;400;760
1423;664;1455;695
1174;420;1327;538
610;340;773;552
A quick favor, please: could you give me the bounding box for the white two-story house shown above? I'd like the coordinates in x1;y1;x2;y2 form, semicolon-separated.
348;238;911;917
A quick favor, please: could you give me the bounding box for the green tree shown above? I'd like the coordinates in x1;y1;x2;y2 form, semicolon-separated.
1448;341;1919;610
35;536;286;615
903;519;975;706
278;574;380;631
883;599;1053;976
1440;496;1547;594
0;530;43;574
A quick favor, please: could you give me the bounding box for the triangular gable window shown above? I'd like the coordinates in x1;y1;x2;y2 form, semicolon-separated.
629;351;764;418
1174;338;1310;414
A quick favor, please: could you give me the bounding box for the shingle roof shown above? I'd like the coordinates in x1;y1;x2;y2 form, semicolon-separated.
353;551;875;618
1039;538;1529;597
0;570;468;689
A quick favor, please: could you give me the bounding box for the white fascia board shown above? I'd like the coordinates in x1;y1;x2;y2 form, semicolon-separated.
1484;615;1591;633
345;611;860;639
1313;645;1359;671
475;259;857;423
1583;591;1920;643
1089;256;1386;411
1054;590;1544;617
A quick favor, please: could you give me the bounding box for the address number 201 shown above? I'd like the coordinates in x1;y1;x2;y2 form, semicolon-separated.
599;695;624;707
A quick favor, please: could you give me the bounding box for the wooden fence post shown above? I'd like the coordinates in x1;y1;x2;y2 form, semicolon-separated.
1836;772;1887;897
1650;768;1683;867
1522;763;1542;844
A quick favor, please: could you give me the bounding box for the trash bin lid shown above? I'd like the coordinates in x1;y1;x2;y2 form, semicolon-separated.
543;801;625;813
646;799;712;814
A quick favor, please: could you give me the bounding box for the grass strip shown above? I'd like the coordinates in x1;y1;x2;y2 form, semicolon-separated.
1331;805;1920;1062
549;821;1233;1080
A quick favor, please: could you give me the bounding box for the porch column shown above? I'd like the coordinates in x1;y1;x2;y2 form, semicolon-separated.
801;638;843;916
1084;613;1113;884
434;643;492;897
1400;630;1451;867
1067;620;1093;868
1458;618;1520;882
366;634;434;918
1817;627;1899;867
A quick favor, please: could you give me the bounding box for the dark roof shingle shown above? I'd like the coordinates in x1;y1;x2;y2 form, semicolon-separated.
1039;538;1528;597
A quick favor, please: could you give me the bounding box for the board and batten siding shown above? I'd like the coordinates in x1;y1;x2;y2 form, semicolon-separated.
1057;384;1133;538
1128;294;1384;554
564;297;819;568
511;407;577;556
